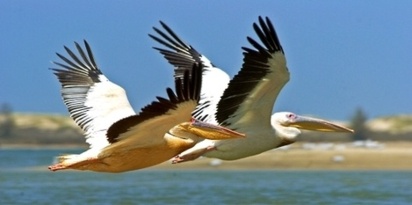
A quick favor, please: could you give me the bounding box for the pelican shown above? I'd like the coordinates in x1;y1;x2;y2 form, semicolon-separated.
150;16;354;163
48;41;243;172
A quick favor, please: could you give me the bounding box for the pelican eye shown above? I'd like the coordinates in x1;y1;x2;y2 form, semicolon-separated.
287;113;297;119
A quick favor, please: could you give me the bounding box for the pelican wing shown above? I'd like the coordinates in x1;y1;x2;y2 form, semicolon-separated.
51;40;135;149
216;16;289;129
105;64;202;149
149;22;230;124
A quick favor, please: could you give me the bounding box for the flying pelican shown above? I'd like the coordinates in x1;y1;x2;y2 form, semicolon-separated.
149;16;354;163
48;41;244;172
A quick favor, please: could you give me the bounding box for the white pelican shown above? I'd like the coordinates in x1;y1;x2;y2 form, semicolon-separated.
150;16;354;163
48;41;244;172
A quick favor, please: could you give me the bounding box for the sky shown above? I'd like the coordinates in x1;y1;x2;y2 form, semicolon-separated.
0;1;411;121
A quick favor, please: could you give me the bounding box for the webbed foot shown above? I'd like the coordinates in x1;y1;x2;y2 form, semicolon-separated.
172;146;215;164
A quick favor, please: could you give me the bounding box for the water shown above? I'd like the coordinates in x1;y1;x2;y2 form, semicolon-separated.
1;148;411;205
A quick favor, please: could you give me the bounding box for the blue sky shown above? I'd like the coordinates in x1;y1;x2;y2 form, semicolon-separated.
1;1;411;120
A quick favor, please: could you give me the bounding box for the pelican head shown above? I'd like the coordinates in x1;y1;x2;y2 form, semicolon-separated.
271;112;354;146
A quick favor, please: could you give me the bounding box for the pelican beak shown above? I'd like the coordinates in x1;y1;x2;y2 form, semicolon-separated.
179;120;246;140
286;115;354;133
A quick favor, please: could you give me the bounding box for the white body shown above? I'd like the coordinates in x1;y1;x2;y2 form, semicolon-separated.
151;16;353;163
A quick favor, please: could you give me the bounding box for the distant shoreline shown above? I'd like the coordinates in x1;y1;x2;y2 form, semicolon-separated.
8;141;412;171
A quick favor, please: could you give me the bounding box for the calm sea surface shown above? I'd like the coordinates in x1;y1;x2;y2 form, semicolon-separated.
1;148;411;205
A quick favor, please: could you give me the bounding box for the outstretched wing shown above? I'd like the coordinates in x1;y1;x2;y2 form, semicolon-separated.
51;40;135;149
105;63;202;150
216;16;290;130
149;21;230;124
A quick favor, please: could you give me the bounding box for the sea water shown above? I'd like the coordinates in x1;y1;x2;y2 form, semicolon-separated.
1;148;411;205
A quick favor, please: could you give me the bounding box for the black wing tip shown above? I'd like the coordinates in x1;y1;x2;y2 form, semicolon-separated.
54;40;98;68
149;21;204;73
82;39;90;46
51;40;102;83
150;20;190;51
175;62;202;102
245;16;284;54
216;16;285;126
159;20;169;29
256;16;273;29
257;16;272;25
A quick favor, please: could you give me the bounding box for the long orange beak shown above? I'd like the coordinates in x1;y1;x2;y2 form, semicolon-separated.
178;119;246;140
286;115;354;133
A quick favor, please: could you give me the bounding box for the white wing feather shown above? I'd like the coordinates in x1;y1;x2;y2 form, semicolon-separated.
52;41;135;149
150;22;230;124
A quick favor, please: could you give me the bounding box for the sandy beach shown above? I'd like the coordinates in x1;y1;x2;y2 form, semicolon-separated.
149;141;412;171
